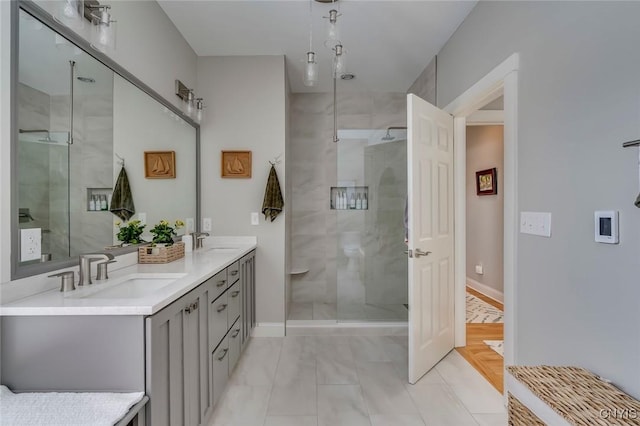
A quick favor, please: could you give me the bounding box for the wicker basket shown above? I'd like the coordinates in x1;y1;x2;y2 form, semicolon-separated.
138;241;185;264
507;366;640;426
508;392;545;426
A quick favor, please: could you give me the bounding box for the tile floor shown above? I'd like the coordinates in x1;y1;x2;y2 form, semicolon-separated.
208;335;507;426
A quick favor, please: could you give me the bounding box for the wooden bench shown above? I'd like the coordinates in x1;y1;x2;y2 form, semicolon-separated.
506;366;640;425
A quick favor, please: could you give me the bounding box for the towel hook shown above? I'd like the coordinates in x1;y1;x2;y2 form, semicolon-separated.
269;153;283;166
115;153;125;167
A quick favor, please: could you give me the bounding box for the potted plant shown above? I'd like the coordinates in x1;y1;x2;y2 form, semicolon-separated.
115;220;146;245
149;219;184;246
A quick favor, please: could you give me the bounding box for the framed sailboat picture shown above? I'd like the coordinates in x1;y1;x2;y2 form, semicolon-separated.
221;150;252;178
144;151;176;179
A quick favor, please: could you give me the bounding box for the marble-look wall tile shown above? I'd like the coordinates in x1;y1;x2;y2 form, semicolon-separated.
290;91;406;310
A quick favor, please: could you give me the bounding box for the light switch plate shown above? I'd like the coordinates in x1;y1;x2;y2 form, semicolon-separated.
21;228;41;261
520;211;552;237
251;212;259;225
203;217;212;232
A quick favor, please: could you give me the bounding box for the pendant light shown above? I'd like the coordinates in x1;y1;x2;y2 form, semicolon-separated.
303;0;318;87
195;98;205;123
323;4;341;48
333;43;347;75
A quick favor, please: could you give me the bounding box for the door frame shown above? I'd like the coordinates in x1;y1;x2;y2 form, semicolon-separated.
443;53;519;374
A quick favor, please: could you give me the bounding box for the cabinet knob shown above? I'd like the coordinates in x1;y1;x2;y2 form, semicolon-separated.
230;270;239;276
216;304;228;313
216;280;226;287
231;290;240;298
231;329;240;338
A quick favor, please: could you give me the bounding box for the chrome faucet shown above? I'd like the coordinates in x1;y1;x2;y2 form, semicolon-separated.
192;232;210;250
78;253;115;286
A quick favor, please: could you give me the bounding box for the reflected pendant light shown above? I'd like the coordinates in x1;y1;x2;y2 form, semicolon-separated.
333;43;346;75
89;5;116;52
54;0;84;30
303;0;318;87
323;6;341;48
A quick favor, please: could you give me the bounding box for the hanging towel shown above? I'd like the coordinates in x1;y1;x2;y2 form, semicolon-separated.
110;166;135;221
262;164;284;222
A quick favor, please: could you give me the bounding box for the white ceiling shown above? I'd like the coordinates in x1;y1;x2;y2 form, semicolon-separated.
157;0;477;93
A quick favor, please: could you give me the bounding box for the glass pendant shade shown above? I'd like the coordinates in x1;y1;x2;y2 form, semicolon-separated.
90;8;116;52
55;0;84;30
303;52;319;87
323;9;340;47
333;44;347;75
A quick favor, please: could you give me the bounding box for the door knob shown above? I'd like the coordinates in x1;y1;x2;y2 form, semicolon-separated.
414;248;432;257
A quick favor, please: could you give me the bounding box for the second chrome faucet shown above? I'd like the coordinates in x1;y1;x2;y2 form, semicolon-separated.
78;253;115;286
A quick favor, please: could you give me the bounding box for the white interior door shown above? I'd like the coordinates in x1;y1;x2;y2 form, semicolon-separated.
407;94;455;384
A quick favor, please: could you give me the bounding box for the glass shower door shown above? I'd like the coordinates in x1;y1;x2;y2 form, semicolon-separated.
336;130;408;322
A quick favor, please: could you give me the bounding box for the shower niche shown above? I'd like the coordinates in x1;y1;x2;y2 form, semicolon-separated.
330;186;369;210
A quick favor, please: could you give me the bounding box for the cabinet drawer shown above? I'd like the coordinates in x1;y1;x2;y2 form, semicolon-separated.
228;318;242;374
228;261;240;284
227;281;241;325
209;291;228;351
209;269;228;301
211;336;229;408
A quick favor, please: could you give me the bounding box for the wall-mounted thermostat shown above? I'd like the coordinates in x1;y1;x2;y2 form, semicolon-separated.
594;211;619;244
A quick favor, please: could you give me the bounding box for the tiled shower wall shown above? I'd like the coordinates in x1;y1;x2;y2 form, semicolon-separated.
290;92;406;308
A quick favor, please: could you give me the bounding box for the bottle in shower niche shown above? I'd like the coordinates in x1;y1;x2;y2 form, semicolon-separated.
100;195;108;210
350;193;356;209
89;195;96;211
340;192;346;210
362;192;368;210
356;193;362;210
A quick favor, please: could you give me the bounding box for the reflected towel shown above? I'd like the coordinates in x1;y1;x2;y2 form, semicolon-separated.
110;166;135;221
262;165;284;222
635;192;640;208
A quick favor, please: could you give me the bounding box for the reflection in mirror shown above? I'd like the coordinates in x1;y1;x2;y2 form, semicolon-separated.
14;7;198;278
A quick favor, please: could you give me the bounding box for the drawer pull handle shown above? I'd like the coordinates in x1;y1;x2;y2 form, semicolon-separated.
216;280;226;287
231;329;240;338
216;304;228;313
217;348;228;361
231;291;240;298
230;270;239;276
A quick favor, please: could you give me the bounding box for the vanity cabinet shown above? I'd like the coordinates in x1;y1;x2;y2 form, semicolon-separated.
146;250;255;426
145;275;212;426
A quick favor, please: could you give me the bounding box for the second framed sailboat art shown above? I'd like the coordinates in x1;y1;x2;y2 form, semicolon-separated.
144;151;176;179
221;150;252;178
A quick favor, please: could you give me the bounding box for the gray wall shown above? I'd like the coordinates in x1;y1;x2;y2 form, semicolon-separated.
438;1;640;397
466;125;504;295
407;56;437;105
197;56;287;327
289;92;406;316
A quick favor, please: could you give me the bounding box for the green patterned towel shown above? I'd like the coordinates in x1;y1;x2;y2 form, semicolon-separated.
262;165;284;222
110;166;135;221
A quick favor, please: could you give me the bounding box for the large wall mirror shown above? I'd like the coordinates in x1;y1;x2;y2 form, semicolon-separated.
12;2;200;279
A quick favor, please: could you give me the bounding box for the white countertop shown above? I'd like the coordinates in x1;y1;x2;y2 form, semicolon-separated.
0;237;256;316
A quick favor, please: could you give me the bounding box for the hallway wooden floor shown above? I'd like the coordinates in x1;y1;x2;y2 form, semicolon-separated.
456;287;504;394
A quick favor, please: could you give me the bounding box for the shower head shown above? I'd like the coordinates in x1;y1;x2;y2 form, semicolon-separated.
381;129;395;141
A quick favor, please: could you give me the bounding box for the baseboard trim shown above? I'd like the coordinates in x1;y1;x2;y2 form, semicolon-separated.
466;277;504;303
252;322;285;337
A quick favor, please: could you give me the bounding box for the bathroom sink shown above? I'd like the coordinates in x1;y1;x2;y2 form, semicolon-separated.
73;273;187;299
201;247;242;253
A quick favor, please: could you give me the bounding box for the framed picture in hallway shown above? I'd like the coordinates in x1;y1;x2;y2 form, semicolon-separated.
476;168;497;195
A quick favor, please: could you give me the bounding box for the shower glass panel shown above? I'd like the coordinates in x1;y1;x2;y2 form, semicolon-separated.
336;129;408;322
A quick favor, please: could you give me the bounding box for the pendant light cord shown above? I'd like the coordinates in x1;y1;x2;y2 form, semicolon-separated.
308;0;313;52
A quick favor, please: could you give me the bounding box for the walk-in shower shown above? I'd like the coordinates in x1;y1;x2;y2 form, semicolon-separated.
335;128;408;322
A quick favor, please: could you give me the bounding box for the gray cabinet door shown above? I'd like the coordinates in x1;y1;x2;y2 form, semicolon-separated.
240;251;256;349
227;318;242;374
147;280;212;426
146;293;187;426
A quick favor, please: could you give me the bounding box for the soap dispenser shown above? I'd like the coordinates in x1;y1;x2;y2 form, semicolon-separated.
183;232;193;253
